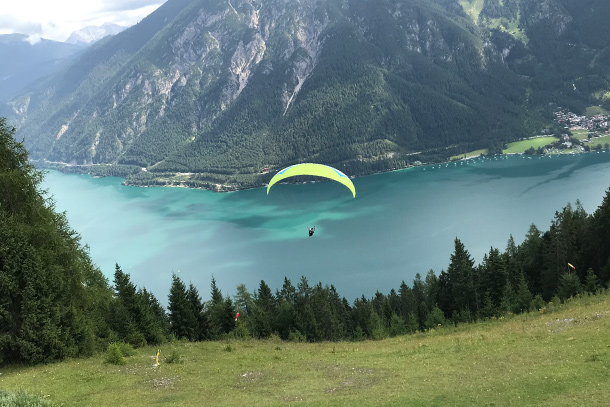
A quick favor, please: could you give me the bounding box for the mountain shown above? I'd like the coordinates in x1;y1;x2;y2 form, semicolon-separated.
0;34;85;101
5;0;610;190
65;23;126;45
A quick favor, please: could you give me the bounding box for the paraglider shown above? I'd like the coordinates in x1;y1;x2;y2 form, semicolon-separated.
266;163;356;198
235;312;240;321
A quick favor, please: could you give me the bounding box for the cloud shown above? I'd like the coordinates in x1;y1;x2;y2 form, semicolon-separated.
0;16;43;36
99;0;165;13
0;1;166;42
26;34;42;45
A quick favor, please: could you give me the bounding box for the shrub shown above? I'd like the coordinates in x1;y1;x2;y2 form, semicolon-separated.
164;349;183;364
233;323;251;339
126;332;147;348
104;343;126;365
288;330;306;343
0;390;55;407
116;342;135;357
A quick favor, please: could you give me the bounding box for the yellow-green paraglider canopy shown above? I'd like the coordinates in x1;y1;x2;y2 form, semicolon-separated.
266;163;356;198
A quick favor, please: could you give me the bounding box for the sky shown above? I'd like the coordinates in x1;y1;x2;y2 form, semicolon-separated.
0;0;167;43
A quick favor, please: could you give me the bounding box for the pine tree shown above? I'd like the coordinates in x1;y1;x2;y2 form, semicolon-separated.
588;188;610;276
398;281;416;322
187;283;207;340
168;274;196;340
0;119;108;363
208;277;225;339
584;268;600;293
556;272;581;301
479;247;508;308
514;274;533;313
500;281;516;314
520;224;544;293
446;238;477;315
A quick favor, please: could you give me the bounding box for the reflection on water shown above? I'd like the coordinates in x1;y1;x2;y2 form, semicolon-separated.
43;153;610;304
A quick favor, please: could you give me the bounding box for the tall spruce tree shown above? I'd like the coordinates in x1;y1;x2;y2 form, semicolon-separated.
187;283;208;340
0;118;107;364
168;274;196;340
446;238;477;318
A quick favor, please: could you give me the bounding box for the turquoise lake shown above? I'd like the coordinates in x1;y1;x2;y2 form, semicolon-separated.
42;152;610;304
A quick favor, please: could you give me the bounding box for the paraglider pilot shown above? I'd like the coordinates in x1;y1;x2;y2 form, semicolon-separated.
308;226;315;237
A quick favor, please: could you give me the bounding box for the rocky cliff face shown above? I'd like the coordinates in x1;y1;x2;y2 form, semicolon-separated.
5;0;610;189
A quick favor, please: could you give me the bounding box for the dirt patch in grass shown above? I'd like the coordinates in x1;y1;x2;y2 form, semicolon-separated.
147;376;176;389
240;371;264;383
317;364;381;394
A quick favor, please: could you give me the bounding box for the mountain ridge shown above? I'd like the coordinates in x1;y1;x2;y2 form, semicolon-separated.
65;22;126;45
4;0;610;190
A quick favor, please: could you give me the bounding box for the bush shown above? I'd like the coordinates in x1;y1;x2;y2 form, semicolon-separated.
116;342;135;357
233;323;251;339
0;389;55;407
529;294;545;312
287;330;306;343
104;343;126;365
126;332;147;349
164;349;183;364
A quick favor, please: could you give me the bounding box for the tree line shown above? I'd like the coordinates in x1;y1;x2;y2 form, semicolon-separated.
2;117;610;366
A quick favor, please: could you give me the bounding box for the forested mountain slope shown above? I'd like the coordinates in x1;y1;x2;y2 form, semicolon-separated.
4;0;610;189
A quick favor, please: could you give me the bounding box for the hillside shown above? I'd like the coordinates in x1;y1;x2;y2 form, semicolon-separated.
2;0;607;189
0;34;85;101
1;292;609;407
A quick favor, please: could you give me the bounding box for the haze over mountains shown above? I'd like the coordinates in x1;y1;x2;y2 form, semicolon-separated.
0;23;127;102
65;23;126;45
0;34;85;101
3;0;610;190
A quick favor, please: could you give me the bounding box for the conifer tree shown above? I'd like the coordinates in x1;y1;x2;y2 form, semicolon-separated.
425;305;446;328
500;281;516;314
514;274;533;313
480;247;508;308
208;277;229;338
187;283;208;340
0;119;105;363
446;238;477;316
389;313;406;336
556;272;581;301
168;274;196;340
520;224;544;294
584;268;600;293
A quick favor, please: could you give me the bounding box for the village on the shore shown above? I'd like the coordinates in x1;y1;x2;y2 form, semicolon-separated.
553;108;610;153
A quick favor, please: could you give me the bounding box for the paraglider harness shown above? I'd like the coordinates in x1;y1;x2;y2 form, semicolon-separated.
308;226;315;237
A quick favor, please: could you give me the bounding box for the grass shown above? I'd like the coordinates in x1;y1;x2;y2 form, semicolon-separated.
585;105;608;116
458;0;485;24
450;148;488;160
586;134;610;149
502;136;559;154
1;292;610;406
571;129;589;140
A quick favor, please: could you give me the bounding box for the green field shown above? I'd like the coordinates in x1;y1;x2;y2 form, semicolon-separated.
571;129;589;140
450;149;489;160
585;106;609;116
586;134;610;148
2;292;609;407
502;136;559;154
458;0;485;23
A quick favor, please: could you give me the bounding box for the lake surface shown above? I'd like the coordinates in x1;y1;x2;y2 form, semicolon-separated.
42;152;610;305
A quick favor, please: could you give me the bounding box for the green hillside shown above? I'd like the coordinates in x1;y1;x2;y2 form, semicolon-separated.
3;0;608;190
1;292;609;407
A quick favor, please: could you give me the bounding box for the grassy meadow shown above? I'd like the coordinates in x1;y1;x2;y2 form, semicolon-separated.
1;292;609;407
450;148;489;160
502;137;559;154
